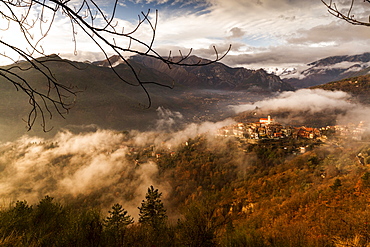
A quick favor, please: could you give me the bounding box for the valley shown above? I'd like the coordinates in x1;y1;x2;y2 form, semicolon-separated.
1;52;370;246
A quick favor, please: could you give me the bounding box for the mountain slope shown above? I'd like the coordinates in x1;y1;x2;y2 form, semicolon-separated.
311;74;370;104
0;55;292;142
128;55;294;91
283;52;370;88
0;56;177;141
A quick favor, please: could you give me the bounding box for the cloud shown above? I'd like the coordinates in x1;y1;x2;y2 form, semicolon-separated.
130;117;235;149
0;114;234;213
230;89;354;114
155;106;183;131
1;0;368;82
220;37;370;70
288;21;370;45
229;88;370;128
149;0;370;70
227;27;245;39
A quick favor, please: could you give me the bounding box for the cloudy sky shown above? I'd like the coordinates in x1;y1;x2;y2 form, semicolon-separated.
2;0;370;70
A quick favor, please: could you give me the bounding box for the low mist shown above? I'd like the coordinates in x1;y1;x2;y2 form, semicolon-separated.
2;88;369;217
0;111;235;216
229;89;370;128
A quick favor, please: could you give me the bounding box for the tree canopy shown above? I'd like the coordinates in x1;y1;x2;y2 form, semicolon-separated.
138;185;167;229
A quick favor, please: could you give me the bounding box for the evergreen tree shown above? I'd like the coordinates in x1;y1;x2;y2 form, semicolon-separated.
138;186;167;229
104;203;133;246
105;203;134;229
78;209;103;247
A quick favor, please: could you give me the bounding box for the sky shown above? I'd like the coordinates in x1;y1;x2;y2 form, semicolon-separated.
1;0;370;70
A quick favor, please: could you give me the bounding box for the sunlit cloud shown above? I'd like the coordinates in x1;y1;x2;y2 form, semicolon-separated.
0;0;368;69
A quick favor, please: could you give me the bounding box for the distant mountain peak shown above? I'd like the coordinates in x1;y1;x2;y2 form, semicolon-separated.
308;52;370;67
283;52;370;88
34;54;63;62
92;55;125;67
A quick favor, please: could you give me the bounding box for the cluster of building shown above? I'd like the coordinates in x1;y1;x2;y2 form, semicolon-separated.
330;122;367;141
217;116;366;142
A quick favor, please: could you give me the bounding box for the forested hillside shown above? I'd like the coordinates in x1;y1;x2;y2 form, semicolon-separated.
311;74;370;104
1;130;370;246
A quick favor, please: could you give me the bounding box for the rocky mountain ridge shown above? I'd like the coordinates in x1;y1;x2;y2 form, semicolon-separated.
282;52;370;88
95;55;294;92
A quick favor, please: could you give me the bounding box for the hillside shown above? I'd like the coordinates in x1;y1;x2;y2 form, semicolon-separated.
129;55;294;91
311;74;370;104
0;128;369;246
0;55;175;141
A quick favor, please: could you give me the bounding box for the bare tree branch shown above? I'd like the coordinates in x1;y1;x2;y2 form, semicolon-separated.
322;0;370;26
0;0;231;131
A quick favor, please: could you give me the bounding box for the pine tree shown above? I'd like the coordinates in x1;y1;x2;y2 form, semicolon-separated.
105;204;133;228
104;203;133;247
138;185;167;229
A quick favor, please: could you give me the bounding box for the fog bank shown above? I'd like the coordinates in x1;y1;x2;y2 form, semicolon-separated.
0;115;235;214
229;89;370;128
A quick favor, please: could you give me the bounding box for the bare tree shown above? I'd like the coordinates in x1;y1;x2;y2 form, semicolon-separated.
322;0;370;26
0;0;230;131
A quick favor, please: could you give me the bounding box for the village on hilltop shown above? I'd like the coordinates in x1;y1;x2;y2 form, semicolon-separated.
217;115;367;143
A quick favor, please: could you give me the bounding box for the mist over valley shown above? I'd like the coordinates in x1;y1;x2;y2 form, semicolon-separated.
2;52;370;246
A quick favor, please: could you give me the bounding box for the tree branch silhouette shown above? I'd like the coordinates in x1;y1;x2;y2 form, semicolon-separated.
0;0;231;131
322;0;370;26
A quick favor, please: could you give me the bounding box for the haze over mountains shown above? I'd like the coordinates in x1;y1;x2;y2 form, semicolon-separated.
276;52;370;88
94;55;294;92
0;54;292;142
1;52;370;142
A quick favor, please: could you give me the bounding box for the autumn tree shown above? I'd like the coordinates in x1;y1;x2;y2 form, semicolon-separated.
0;0;230;131
330;178;342;191
31;195;69;246
361;171;370;188
177;192;232;247
0;200;33;240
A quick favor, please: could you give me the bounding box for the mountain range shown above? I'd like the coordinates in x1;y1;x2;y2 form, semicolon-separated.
280;52;370;88
0;54;292;142
94;55;294;91
2;51;370;142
